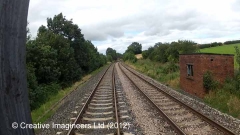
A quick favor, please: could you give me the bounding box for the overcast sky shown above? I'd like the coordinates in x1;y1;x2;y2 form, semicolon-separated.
28;0;240;54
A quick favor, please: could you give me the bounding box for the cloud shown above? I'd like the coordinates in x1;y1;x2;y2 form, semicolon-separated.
82;22;124;41
28;0;240;54
232;0;240;12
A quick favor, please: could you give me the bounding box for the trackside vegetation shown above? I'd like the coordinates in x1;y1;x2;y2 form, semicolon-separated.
126;59;180;89
27;13;107;111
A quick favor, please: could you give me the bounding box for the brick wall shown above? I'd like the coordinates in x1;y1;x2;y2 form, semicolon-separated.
179;54;234;98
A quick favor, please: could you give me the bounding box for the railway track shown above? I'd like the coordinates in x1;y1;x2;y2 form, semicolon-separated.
66;64;133;135
118;62;235;135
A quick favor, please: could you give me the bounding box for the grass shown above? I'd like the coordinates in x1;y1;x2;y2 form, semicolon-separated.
31;64;109;124
200;43;240;68
204;87;240;118
126;59;180;89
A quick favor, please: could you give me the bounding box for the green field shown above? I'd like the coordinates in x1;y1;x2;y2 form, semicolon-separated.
200;43;240;69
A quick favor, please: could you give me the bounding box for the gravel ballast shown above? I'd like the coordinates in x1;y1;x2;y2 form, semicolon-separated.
116;63;177;135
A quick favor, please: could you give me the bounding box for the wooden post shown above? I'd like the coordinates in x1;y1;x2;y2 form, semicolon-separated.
0;0;34;135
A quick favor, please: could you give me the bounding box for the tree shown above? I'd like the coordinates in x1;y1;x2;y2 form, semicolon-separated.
117;53;123;59
46;13;90;72
148;44;169;63
107;55;113;62
123;52;137;63
142;46;154;59
0;0;34;135
166;43;180;62
178;40;198;54
106;47;117;61
26;13;107;111
27;32;61;84
126;42;142;54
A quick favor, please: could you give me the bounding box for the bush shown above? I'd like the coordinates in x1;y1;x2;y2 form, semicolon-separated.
161;62;179;74
223;79;237;94
29;83;61;110
234;71;240;92
123;52;137;63
203;71;219;92
107;55;113;62
142;50;148;59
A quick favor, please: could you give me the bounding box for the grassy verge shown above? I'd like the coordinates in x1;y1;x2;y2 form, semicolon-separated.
126;59;240;119
31;64;109;123
125;59;180;89
204;75;240;118
204;89;240;118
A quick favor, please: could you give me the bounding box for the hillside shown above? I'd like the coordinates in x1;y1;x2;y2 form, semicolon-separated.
200;43;240;69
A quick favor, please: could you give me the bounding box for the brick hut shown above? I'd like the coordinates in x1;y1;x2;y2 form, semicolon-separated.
179;53;234;98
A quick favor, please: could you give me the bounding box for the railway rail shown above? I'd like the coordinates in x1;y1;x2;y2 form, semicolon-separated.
118;62;235;135
66;64;133;135
66;64;119;135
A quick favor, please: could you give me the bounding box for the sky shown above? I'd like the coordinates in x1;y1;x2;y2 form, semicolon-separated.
28;0;240;54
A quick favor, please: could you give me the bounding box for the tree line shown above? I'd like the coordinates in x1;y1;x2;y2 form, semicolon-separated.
198;40;240;49
27;13;107;110
142;40;198;63
224;40;240;45
198;42;223;49
105;47;123;62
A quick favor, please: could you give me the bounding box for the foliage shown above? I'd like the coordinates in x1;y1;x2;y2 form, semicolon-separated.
234;71;240;91
149;44;169;62
106;47;117;61
142;50;148;59
224;40;240;45
198;42;223;49
117;53;123;59
162;62;179;74
29;83;61;110
177;40;198;54
204;74;240;118
107;55;113;62
142;46;154;59
123;52;137;63
235;46;240;71
203;71;219;92
143;40;197;63
125;59;180;89
27;13;107;110
126;42;142;54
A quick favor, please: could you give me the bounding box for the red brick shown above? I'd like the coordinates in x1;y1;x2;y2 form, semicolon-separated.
179;54;234;98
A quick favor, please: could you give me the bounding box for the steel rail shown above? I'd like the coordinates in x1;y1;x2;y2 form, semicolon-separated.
120;62;235;135
112;64;121;135
67;64;113;135
118;62;185;135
